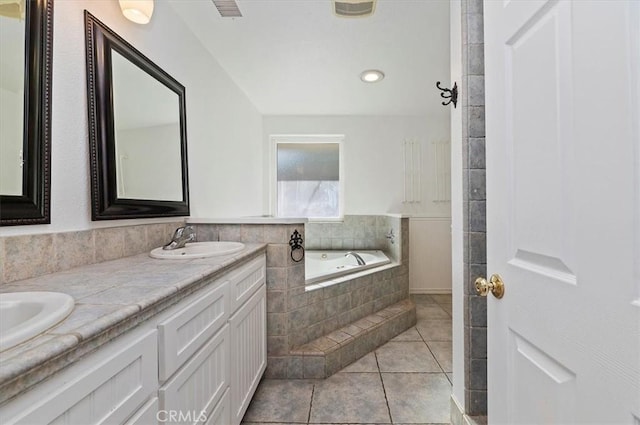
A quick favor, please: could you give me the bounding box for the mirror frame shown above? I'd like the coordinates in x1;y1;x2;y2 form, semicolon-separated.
84;11;190;221
0;0;53;226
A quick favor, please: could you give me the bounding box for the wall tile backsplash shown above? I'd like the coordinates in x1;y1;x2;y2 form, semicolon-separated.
0;222;183;284
304;215;403;262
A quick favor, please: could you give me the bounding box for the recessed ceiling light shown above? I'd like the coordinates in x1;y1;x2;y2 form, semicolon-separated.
360;69;385;83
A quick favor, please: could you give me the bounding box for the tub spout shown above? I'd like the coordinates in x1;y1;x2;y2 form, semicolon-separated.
345;251;366;266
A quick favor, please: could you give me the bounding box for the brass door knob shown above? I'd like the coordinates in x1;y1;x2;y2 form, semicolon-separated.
475;274;505;299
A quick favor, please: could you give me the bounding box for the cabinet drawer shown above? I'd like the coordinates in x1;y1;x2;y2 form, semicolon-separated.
158;280;228;381
159;325;229;425
5;329;157;425
228;255;265;312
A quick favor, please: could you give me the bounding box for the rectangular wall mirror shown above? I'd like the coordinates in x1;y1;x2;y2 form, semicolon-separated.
85;11;189;220
0;0;53;226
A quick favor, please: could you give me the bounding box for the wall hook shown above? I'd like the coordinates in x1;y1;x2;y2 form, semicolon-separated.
436;81;458;108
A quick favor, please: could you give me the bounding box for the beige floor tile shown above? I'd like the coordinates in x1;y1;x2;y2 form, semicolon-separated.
416;304;451;320
428;341;453;372
375;341;441;372
390;326;423;342
410;294;438;305
340;352;378;373
242;379;314;423
382;372;451;424
416;319;452;342
430;294;452;306
310;373;391;424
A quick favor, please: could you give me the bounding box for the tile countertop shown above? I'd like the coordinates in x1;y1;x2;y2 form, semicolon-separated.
0;243;267;405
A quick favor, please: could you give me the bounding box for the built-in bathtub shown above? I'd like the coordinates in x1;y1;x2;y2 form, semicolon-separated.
305;250;392;284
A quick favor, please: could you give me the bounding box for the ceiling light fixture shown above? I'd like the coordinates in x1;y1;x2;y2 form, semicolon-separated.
119;0;154;24
360;69;385;83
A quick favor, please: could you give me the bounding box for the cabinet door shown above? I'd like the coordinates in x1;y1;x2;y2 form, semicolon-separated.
159;325;229;425
204;389;230;425
4;330;157;425
229;285;266;425
227;255;265;313
158;280;228;381
124;397;158;425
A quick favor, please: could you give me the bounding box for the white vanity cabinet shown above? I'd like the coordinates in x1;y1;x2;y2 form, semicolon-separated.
156;254;266;425
0;327;159;425
0;254;266;425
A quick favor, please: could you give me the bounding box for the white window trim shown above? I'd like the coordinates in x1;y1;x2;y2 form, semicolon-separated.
269;134;345;221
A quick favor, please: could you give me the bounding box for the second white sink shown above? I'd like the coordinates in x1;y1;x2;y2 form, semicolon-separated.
0;292;75;352
150;241;245;260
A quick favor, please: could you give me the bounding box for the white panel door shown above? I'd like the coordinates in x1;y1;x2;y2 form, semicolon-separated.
484;1;640;423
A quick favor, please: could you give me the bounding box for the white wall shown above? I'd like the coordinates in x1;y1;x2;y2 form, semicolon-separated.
263;115;450;217
450;0;466;412
0;0;263;236
409;218;452;294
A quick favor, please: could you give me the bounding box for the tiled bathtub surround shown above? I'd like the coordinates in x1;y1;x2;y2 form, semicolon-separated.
190;216;412;379
0;222;184;284
304;215;405;262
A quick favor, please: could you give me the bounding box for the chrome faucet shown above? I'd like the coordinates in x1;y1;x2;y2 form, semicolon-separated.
345;251;366;266
163;226;196;250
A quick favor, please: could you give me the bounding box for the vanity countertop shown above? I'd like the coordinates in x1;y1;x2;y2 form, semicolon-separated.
0;243;267;405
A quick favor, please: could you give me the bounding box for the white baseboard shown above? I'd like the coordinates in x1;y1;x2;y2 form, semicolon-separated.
409;288;452;295
451;395;464;425
451;394;488;425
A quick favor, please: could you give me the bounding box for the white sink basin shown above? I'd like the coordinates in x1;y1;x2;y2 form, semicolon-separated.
150;241;245;260
0;292;75;352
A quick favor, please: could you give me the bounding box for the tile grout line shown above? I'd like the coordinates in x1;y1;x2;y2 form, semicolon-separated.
415;309;452;380
306;383;315;425
374;350;394;424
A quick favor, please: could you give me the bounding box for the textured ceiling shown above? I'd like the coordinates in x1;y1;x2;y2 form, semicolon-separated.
169;0;450;116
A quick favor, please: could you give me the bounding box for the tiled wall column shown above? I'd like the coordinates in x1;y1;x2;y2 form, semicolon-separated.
462;0;487;416
192;223;306;378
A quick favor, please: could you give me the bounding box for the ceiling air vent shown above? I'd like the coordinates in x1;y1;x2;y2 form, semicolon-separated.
334;0;376;18
212;0;242;17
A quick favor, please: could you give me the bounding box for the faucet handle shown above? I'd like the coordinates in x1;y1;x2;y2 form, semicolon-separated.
386;229;395;244
171;225;195;240
172;226;185;238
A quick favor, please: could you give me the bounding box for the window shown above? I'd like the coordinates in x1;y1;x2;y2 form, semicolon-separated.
272;135;343;219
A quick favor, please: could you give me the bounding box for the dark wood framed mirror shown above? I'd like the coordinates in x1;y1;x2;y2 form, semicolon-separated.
0;0;53;226
85;11;189;220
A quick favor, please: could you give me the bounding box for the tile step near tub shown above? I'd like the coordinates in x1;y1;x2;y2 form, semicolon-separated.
289;298;416;378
